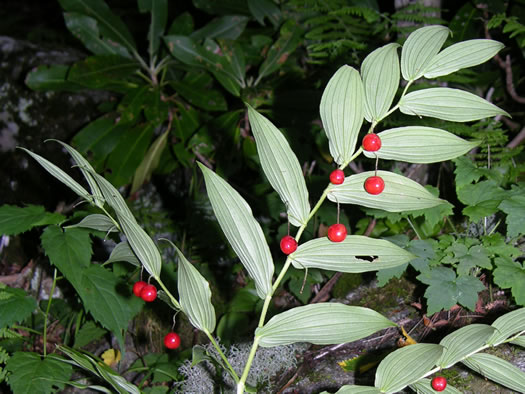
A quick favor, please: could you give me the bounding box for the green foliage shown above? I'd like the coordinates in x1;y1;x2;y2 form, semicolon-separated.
0;284;37;330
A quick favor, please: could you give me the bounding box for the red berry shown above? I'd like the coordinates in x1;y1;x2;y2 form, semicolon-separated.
329;169;345;185
280;235;298;255
133;281;147;297
362;133;381;152
164;332;181;349
327;223;347;242
140;284;157;302
431;376;447;391
364;176;385;195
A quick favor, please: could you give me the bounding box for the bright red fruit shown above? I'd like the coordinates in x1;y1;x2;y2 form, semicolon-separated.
280;235;298;255
164;332;181;349
431;376;447;391
329;169;345;185
327;223;347;242
364;176;385;195
140;284;157;302
132;281;147;297
362;133;381;151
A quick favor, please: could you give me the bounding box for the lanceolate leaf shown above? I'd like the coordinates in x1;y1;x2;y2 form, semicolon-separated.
247;105;310;227
320;65;365;165
362;127;479;163
199;163;274;299
255;303;396;347
138;0;168;57
131;129;169;194
438;324;495;368
175;245;216;333
290;236;415;273
361;43;400;123
326;386;382;394
105;241;140;266
410;378;463;394
25;64;84;91
327;171;447;212
462;353;525;392
424;39;504;79
487;308;525;346
401;25;450;81
399;88;509;122
67;214;117;233
374;343;443;393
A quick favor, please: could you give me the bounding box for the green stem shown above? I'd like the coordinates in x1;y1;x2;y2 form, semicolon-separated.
205;331;240;383
43;268;58;357
407;216;423;240
155;277;181;310
237;336;261;394
11;325;42;336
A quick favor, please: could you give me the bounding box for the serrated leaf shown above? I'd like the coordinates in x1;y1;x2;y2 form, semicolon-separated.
0;204;64;235
374;343;443;393
290;236;414;273
362;127;479;164
462;353;525;392
105;241;140;266
320;65;365;165
6;352;72;394
255;303;396;347
131;129;169;194
493;257;525;305
438;324;495;368
175;245;216;333
361;43;400;122
399;88;510;122
424;39;504;78
0;286;37;330
74;321;107;348
323;386;382;394
327;170;446;212
67;214;117;232
499;195;525;238
488;308;525;346
457;180;506;222
409;378;463;394
401;25;450;81
198;163;273;299
247;105;310;227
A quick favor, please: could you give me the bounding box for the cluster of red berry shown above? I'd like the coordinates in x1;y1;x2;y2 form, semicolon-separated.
133;281;181;350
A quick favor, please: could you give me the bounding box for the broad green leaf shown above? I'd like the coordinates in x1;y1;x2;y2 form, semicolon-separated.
175;245;216;332
143;87;170;124
20;148;94;204
131;129;169;194
248;0;281;27
105;241;140;266
290;236;415;273
499;195;525;238
41;226;92;288
0;204;64;235
362;127;479;164
6;352;72;394
25;64;83;91
257;19;303;82
462;353;525;392
399;88;510;122
493;257;525;305
63;12;131;57
401;25;450;81
320;65;365;165
361;43;400;123
255;303;396;347
73;321;107;348
409;378;463;394
327;170;447;212
0;286;37;329
170;80;227;111
191;15;249;40
438;324;495;368
424;39;504;78
58;0;137;53
375;343;443;393
67;214;117;232
198;163;274;299
457;180;506;222
247;105;310;227
217;40;246;86
138;0;168;57
487;308;525;346
323;386;382;394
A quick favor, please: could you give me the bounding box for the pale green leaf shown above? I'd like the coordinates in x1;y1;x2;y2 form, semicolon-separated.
327;170;447;212
409;378;463;394
131;129;169;194
362;127;479;163
374;343;443;393
290;236;415;273
255;303;396;347
424;39;504;78
487;308;525;346
67;214;117;233
199;163;274;299
247;105;310;227
511;335;525;348
105;241;140;266
175;245;216;333
438;324;495;368
401;25;450;81
399;88;510;122
323;386;382;394
361;43;400;122
89;171;134;221
462;353;525;392
320;65;365;165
